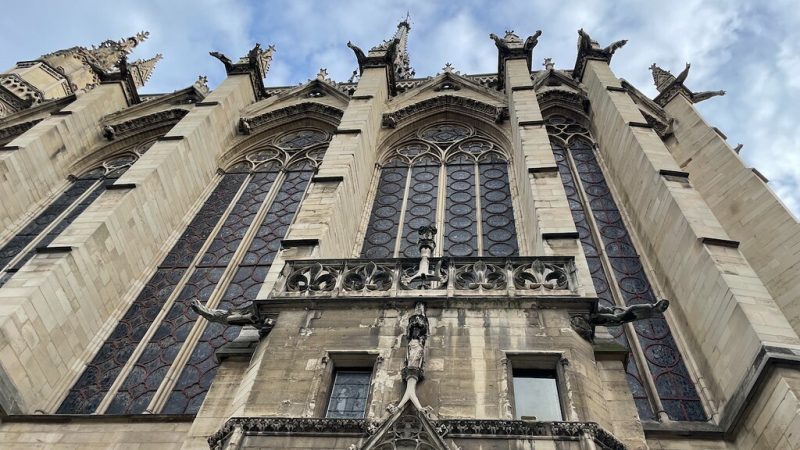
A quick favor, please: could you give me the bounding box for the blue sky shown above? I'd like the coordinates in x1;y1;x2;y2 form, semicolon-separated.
2;0;799;216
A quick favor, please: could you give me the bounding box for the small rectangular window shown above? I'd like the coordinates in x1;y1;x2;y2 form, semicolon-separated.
512;369;563;421
325;369;372;419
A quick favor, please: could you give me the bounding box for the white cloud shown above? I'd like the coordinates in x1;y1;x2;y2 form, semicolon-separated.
1;0;797;216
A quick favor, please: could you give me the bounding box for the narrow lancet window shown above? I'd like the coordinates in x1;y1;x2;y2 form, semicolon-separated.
59;128;329;415
546;115;706;422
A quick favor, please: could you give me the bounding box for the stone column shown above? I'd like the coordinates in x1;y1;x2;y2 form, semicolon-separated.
281;55;391;259
0;58;258;413
0;83;127;241
577;33;800;434
661;89;800;339
497;30;594;295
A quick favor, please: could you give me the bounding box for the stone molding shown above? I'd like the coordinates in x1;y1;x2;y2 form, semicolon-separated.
207;417;626;449
270;257;577;299
102;108;190;140
381;95;508;128
240;102;344;134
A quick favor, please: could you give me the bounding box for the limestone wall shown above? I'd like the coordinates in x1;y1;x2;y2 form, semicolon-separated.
664;95;800;338
581;60;800;418
285;67;390;257
0;421;191;450
0;74;255;413
0;84;127;243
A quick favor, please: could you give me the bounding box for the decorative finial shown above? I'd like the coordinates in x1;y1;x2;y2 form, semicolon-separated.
543;58;554;71
650;62;726;105
127;53;163;88
316;68;329;81
442;62;455;73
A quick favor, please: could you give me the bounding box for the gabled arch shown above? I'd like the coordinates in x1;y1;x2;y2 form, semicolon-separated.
378;109;513;165
537;90;591;129
221;116;337;171
239;101;343;135
382;94;508;130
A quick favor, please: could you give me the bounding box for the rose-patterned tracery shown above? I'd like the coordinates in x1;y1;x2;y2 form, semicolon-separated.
361;122;518;259
546;115;706;422
0;139;153;288
59;128;329;415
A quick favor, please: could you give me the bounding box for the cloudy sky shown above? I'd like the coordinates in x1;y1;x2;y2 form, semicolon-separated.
2;0;798;216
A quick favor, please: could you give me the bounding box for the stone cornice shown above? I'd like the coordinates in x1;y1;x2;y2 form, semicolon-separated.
239;102;344;134
537;90;590;119
207;417;626;449
382;95;508;128
103;108;190;140
0;119;43;143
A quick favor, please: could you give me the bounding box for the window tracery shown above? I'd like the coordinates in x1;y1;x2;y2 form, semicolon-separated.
361;122;518;259
0;141;151;288
59;127;329;415
545;115;706;422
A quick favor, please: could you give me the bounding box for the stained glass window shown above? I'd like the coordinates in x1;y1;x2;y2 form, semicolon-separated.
546;115;706;422
0;142;152;288
361;123;519;258
58;128;329;415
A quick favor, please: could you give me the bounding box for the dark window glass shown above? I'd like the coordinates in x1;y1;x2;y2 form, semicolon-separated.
326;370;371;419
400;164;439;258
444;163;477;257
480;159;518;257
547;116;707;422
361;162;408;259
512;369;562;421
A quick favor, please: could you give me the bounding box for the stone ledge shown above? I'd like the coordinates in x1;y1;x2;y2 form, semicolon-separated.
280;238;320;249
106;183;137;190
34;246;72;254
311;175;344;183
699;237;740;249
542;232;579;240
658;169;690;179
528;166;559;174
334;129;361;135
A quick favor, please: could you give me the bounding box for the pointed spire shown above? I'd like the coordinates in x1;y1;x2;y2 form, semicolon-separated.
649;63;676;92
392;14;415;79
128;54;162;87
86;31;150;72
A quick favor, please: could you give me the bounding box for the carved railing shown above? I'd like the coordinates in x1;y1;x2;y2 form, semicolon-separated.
270;257;577;299
207;417;625;449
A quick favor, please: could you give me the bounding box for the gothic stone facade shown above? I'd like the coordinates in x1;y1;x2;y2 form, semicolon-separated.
0;22;799;450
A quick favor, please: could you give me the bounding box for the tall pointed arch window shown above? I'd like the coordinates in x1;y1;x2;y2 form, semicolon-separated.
58;128;329;415
361;123;518;258
546;115;706;422
0;140;152;287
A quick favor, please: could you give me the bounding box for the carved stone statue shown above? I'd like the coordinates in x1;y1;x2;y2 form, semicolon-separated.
404;302;429;381
190;299;275;337
401;225;446;288
209;51;233;71
570;299;671;341
589;299;670;327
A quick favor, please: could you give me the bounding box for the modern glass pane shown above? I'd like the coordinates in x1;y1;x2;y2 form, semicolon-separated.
513;370;562;421
326;370;371;419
